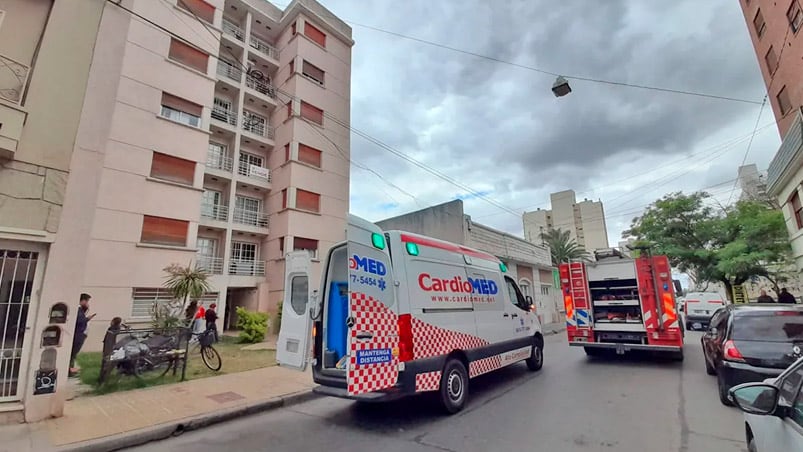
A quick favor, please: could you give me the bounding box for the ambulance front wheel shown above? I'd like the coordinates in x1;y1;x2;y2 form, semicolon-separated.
439;358;468;414
525;337;544;371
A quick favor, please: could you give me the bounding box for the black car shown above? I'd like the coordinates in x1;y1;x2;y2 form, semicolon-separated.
701;303;803;405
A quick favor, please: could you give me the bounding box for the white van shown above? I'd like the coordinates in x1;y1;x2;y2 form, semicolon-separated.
683;291;726;330
277;214;544;413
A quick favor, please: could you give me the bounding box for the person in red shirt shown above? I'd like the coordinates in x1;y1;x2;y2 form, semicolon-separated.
194;303;206;334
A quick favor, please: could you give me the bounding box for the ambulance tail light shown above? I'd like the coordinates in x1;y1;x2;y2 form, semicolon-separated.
398;314;414;362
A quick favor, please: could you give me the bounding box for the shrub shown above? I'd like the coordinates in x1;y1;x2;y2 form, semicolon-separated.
236;307;269;343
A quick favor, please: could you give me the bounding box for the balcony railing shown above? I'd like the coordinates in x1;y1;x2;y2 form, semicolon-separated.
200;202;229;221
196;256;224;275
233;208;269;228
229;259;266;276
767;111;803;193
242;112;274;139
216;61;242;82
206;152;233;172
249;35;278;60
245;74;276;98
211;106;237;126
237;162;271;181
222;18;245;42
0;53;30;105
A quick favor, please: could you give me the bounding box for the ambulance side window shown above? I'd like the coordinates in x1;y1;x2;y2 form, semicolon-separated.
504;276;528;310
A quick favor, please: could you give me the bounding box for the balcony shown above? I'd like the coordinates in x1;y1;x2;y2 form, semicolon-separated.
241;111;274;141
200;202;229;222
211;106;237;127
197;256;224;275
0;54;30;105
222;18;245;43
245;74;277;99
248;35;278;60
767;111;803;196
206;151;233;173
229;259;266;276
216;60;242;83
237;161;271;183
233;208;269;228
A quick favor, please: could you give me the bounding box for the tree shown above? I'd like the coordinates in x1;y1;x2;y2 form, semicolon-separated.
163;262;211;317
539;228;589;266
623;191;791;299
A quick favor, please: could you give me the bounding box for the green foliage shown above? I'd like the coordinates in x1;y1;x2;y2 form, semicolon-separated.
539;228;590;266
236;306;269;344
162;262;212;314
150;300;183;330
624;192;792;296
276;301;283;331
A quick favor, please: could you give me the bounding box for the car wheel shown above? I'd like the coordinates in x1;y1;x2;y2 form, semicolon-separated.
439;358;468;414
525;337;544;371
686;322;693;331
717;371;733;406
672;349;684;362
747;437;757;452
704;354;716;375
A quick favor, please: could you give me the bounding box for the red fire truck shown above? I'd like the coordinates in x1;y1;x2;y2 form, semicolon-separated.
559;248;685;360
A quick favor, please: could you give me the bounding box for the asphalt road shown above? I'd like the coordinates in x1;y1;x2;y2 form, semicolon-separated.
130;332;748;452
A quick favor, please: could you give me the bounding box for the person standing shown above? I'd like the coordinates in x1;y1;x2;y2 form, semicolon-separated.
756;290;775;303
778;288;797;304
205;303;219;342
193;302;206;334
70;293;95;376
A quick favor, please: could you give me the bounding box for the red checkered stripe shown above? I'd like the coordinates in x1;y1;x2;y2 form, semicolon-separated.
347;292;399;395
469;355;503;378
410;317;489;359
415;371;441;392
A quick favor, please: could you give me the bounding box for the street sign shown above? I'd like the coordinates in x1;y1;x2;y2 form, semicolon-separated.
732;284;747;304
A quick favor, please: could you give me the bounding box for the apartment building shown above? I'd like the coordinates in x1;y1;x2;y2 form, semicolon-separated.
0;0;351;422
737;164;770;203
376;200;563;324
522;189;610;253
739;1;803;269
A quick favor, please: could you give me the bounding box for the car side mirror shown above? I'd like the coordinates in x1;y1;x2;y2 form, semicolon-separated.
708;327;717;336
729;383;780;416
525;295;533;305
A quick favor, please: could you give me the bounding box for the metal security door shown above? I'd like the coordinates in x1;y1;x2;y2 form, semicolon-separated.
0;248;39;401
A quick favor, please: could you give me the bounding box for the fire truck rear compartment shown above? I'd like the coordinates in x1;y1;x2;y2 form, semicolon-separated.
596;331;647;345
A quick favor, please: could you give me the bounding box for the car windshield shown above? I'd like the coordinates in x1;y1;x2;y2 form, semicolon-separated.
733;312;803;342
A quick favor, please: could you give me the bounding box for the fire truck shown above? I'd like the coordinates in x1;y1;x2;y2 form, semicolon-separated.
559;248;685;360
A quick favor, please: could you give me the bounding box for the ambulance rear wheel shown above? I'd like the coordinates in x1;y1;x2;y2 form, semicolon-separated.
525;337;543;371
439;358;468;414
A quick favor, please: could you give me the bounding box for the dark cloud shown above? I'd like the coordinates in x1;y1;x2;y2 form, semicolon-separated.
321;0;779;243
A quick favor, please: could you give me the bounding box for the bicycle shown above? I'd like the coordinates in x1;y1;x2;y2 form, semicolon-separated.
101;325;186;383
189;328;222;372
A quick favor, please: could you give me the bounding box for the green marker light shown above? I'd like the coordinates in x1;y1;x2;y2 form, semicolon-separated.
405;242;419;256
371;233;386;250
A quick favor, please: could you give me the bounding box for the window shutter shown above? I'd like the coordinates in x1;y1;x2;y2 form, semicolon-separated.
151;152;196;185
293;237;318;251
141;215;189;246
300;101;323;125
162;93;203;117
303;22;326;47
169;38;209;72
302;61;324;85
298;144;322;168
296;189;320;212
177;0;215;24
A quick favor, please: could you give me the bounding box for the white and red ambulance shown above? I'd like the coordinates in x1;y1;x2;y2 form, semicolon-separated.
277;214;544;413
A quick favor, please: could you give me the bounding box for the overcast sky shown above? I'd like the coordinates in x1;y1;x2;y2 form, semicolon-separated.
318;0;781;245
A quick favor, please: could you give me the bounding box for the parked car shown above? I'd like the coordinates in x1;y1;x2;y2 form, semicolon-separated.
684;291;725;330
729;355;803;452
701;304;803;405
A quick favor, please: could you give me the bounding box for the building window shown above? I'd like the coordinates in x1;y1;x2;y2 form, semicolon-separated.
150;152;195;185
765;45;779;74
231;241;258;261
168;38;209;72
289;59;295;76
177;0;215;24
302;60;325;86
131;288;218;318
541;285;550;296
791;190;803;229
754;9;767;37
296;189;321;213
141;215;188;246
298;143;322;168
161;93;202;127
291;21;297;35
777;86;793;115
789;1;803;32
300;101;324;126
304;21;326;47
238;151;264;177
281;189;288;209
294;237;318;259
285;143;291;161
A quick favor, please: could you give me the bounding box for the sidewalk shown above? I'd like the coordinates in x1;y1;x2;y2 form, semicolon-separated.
1;365;315;452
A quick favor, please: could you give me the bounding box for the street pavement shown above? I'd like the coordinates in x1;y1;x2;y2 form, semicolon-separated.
129;331;748;452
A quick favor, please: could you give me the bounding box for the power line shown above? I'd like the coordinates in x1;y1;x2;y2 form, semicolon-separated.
725;96;767;205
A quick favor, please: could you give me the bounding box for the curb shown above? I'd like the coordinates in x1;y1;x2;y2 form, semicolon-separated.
58;390;320;452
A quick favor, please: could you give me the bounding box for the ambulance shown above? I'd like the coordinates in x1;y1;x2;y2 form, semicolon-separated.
276;214;544;413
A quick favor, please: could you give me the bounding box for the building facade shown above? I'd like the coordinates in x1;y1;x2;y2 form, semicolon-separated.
376;200;562;324
523;189;609;253
0;0;351;422
737;164;769;202
740;0;803;269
